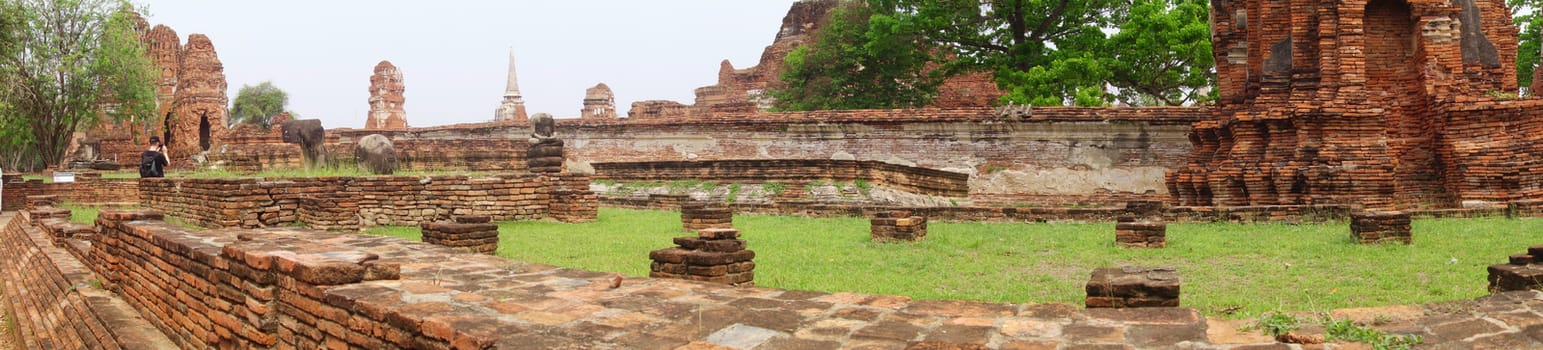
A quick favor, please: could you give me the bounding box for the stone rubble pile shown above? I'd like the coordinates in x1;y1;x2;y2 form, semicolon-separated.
649;228;755;285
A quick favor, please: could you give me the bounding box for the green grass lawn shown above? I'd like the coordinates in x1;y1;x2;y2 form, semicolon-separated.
368;208;1543;318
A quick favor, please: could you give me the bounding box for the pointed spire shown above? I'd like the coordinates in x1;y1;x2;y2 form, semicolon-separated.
504;47;521;97
495;47;529;122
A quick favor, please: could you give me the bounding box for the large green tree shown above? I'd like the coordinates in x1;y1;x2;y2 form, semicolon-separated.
771;2;943;111
877;0;1130;106
229;81;291;129
1513;0;1540;93
1103;0;1214;106
0;0;157;170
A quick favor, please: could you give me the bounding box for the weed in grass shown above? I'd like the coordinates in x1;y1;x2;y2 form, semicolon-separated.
1322;317;1421;349
1246;312;1301;338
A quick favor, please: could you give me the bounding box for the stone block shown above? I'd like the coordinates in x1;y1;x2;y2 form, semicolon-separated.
871;210;927;242
1086;266;1180;308
1351;211;1412;244
1115;220;1166;248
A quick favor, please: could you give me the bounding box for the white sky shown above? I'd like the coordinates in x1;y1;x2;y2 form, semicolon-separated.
137;0;801;129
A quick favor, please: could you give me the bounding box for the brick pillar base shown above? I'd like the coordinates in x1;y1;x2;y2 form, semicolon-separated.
681;202;732;233
870;210;927;242
1115;217;1166;248
420;216;499;254
649;228;754;285
1351;211;1412;244
1086;266;1180;308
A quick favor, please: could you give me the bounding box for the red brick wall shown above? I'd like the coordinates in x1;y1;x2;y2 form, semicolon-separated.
592;159;970;198
138;174;596;229
1;174;140;211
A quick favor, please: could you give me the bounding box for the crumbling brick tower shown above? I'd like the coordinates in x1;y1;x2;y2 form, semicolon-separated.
1168;0;1532;210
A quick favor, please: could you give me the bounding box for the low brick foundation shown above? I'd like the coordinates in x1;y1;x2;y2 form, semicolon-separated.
681;202;733;233
592;159;971;198
0;211;174;349
421;215;499;254
649;228;755;285
26;194;58;209
1115;218;1167;248
1086;266;1181;308
1351;211;1413;244
1;173;140;211
140;173;597;229
1490;246;1543;292
870;210;928;242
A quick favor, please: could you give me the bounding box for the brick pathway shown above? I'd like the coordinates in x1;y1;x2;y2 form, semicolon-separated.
11;208;1543;349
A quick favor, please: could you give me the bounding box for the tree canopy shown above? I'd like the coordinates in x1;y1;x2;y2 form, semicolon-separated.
229;81;291;129
771;2;944;111
0;0;157;170
774;0;1216;108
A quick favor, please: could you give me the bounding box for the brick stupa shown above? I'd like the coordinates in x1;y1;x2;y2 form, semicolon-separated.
1168;0;1543;210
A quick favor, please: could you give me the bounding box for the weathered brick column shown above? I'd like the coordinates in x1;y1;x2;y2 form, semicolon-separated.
1489;246;1543;292
870;210;927;242
649;228;755;285
1351;211;1412;244
681;202;733;233
1115;217;1167;248
528;139;565;174
1086;266;1180;308
421;215;499;254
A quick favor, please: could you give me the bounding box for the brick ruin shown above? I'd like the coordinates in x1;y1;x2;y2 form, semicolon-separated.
869;210;928;242
0;173;140;211
138;173;596;229
365;60;409;129
1168;0;1543;210
1085;266;1181;308
580;83;618;119
82;21;230;168
649;228;756;285
680;202;733;233
626;0;1004;119
1350;211;1414;244
421;215;500;254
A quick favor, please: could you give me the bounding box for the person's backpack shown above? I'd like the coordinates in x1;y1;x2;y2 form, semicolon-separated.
139;151;163;177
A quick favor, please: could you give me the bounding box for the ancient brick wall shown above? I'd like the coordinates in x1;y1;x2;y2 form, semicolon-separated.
1170;0;1534;210
592;159;970;198
0;174;140;211
567;107;1199;206
0;211;174;349
139;174;595;229
210;107;1196;207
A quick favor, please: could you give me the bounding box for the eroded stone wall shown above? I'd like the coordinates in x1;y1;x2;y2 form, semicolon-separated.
138;174;595;229
568;107;1199;206
592;159;970;198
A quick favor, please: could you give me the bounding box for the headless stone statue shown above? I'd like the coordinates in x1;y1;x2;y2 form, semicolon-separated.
526;113;563;174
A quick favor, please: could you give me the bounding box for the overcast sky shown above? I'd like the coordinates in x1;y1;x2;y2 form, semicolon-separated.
137;0;801;129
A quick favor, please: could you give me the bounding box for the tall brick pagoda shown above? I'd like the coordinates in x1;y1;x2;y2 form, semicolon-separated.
1168;0;1543;210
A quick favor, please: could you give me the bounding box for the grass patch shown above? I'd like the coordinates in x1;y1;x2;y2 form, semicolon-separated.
365;208;1543;318
365;226;422;241
62;205;100;224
